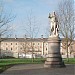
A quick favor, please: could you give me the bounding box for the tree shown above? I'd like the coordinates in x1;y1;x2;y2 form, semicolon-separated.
57;0;75;61
0;3;15;58
24;11;39;62
20;40;29;58
45;24;51;38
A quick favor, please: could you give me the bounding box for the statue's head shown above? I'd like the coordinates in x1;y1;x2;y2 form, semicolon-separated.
52;11;56;16
48;11;56;19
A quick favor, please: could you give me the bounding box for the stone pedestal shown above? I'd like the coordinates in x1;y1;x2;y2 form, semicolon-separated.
44;37;65;68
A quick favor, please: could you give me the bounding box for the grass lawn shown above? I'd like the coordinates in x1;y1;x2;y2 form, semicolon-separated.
63;58;75;64
0;58;75;73
0;58;45;73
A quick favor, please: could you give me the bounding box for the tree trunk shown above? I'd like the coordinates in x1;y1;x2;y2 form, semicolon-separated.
0;41;1;58
32;47;34;62
66;40;69;62
31;42;34;62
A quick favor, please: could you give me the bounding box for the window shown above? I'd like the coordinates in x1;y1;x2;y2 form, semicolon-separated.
16;47;17;49
38;43;39;45
6;43;7;45
33;43;35;45
11;48;12;50
46;48;47;51
6;48;8;50
20;47;22;50
11;43;12;45
28;43;29;45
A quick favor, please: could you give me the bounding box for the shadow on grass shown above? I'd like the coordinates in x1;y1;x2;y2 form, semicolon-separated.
0;64;14;73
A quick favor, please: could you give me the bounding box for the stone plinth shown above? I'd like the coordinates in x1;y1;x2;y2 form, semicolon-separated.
44;37;65;68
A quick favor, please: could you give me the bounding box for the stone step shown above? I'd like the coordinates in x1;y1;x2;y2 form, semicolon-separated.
44;64;64;68
46;57;62;62
45;61;62;65
46;54;61;58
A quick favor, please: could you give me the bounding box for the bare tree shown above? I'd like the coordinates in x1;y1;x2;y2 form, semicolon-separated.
24;11;39;62
57;0;75;61
20;41;29;58
45;24;51;38
0;3;15;58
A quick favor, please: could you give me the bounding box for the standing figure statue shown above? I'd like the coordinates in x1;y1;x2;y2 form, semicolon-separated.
49;12;59;37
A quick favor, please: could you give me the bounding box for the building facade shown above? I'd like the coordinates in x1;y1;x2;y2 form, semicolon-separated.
1;38;48;58
0;38;75;58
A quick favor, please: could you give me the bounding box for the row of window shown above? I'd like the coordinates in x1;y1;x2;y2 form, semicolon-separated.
5;47;47;51
6;47;17;51
2;42;48;46
6;43;17;45
33;43;47;45
5;43;41;45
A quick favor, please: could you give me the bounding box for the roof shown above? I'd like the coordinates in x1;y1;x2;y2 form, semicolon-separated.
1;38;48;42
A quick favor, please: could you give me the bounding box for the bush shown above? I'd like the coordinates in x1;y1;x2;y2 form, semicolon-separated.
0;56;15;59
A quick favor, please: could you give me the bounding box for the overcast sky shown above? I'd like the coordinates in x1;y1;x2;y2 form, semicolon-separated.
0;0;75;38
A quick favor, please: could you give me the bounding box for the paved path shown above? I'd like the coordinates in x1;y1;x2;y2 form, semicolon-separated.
0;64;75;75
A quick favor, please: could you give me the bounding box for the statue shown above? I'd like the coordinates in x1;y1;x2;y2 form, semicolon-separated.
44;12;65;68
49;12;59;37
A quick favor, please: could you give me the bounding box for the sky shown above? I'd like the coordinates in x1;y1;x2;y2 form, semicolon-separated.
0;0;74;38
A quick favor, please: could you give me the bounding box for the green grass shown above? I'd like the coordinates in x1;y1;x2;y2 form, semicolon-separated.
0;58;45;73
0;58;75;73
0;58;45;65
63;58;75;64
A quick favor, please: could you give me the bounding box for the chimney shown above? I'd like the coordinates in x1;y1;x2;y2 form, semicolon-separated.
15;35;17;39
41;35;43;39
24;35;27;39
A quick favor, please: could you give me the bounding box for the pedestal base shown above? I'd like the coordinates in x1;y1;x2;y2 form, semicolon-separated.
44;37;65;68
44;54;65;68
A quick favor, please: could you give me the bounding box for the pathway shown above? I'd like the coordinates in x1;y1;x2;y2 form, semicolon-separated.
0;64;75;75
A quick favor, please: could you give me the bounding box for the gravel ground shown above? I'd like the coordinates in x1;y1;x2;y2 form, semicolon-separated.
0;64;75;75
